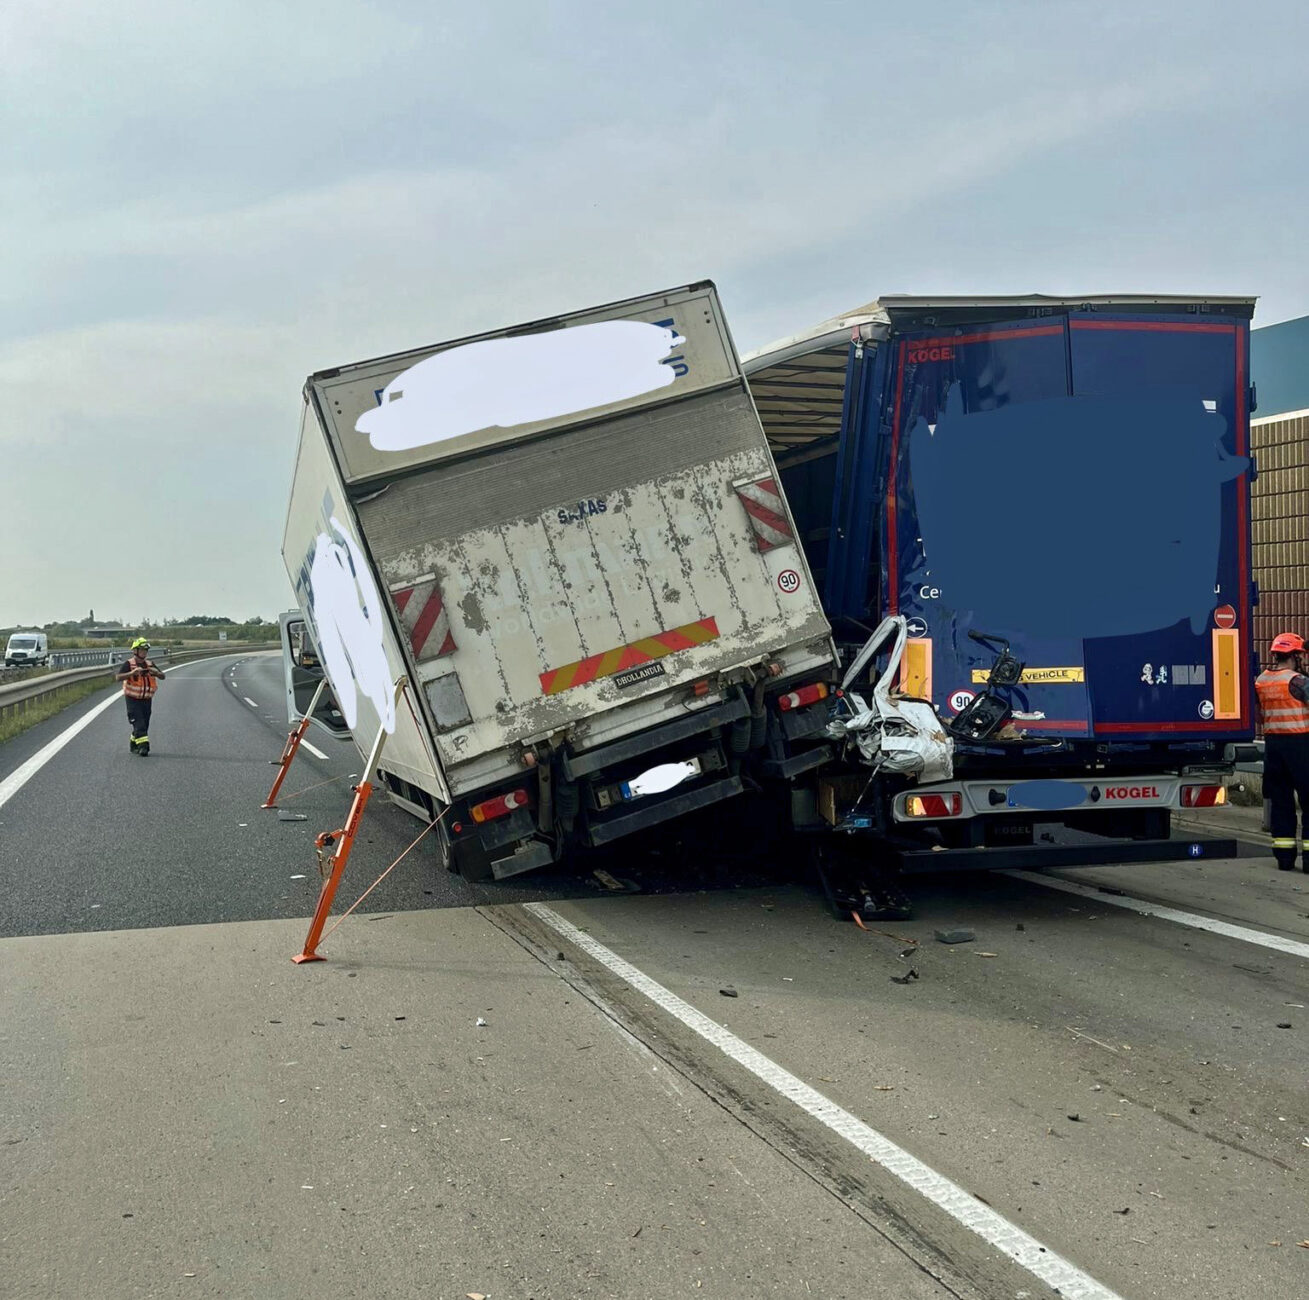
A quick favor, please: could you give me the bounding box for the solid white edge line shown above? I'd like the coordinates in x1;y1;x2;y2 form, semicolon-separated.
242;697;259;708
524;902;1123;1300
1003;870;1309;960
0;690;122;811
299;739;329;761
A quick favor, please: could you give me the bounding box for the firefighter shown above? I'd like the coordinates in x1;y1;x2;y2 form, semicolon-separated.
1254;632;1309;870
116;637;165;756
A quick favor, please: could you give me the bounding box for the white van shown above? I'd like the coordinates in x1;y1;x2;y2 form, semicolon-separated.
4;631;50;667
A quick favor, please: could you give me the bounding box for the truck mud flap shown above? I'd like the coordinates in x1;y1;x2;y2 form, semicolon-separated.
492;839;556;881
893;836;1239;874
563;697;749;780
584;775;745;846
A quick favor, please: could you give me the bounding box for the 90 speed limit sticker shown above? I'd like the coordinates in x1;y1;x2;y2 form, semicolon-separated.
948;689;975;714
777;569;801;594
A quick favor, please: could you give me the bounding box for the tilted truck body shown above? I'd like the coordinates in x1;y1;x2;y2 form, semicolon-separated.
744;294;1258;869
282;282;835;879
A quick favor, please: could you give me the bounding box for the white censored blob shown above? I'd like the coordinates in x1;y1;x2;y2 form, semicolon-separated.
355;320;686;452
308;517;396;735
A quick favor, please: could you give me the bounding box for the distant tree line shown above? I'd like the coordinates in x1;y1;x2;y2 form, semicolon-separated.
2;615;281;646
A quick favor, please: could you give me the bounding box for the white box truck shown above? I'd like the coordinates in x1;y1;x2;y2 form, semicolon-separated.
281;282;836;880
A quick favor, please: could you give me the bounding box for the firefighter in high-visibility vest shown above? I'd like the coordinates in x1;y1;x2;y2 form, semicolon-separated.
1254;631;1309;870
115;637;165;756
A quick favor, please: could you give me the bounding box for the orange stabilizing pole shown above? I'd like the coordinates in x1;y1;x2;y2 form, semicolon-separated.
292;780;375;963
262;678;328;809
293;677;405;965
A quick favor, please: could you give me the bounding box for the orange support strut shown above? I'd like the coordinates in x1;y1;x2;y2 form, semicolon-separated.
293;678;405;965
262;678;328;809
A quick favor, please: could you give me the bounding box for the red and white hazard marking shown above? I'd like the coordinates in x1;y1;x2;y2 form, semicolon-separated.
735;477;794;553
390;576;456;661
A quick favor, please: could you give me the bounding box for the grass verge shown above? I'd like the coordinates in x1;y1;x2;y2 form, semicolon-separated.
0;680;117;746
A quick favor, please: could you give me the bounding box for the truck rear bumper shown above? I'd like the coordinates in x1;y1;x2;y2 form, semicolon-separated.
892;836;1238;874
585;775;745;845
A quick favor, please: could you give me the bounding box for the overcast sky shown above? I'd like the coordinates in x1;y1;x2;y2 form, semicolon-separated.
3;0;1306;628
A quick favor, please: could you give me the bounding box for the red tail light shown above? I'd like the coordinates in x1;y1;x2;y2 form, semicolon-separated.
778;682;829;712
905;792;963;818
470;789;529;823
1181;784;1226;808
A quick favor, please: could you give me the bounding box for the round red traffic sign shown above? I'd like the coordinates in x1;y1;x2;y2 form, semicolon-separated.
777;569;801;594
1213;605;1236;629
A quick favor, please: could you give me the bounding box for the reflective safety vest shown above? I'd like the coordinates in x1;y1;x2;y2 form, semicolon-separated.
122;661;159;700
1255;669;1309;734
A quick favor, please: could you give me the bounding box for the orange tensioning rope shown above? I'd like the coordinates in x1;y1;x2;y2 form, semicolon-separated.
277;772;353;802
316;808;449;945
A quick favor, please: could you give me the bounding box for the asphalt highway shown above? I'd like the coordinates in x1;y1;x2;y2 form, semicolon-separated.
2;653;1306;1298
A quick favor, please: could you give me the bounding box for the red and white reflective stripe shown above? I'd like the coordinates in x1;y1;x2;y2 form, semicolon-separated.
390;577;456;661
735;477;794;553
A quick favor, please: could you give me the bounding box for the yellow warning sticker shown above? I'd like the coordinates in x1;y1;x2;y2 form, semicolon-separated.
970;666;1085;685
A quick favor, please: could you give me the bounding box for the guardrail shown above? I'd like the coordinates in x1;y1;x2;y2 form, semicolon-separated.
0;645;172;678
0;645;274;731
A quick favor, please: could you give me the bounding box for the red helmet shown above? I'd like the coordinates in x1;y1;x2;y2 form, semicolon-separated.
1270;632;1304;654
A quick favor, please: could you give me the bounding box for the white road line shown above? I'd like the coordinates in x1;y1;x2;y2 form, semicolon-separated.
525;902;1122;1300
243;697;259;709
1004;870;1309;960
299;739;329;761
0;691;122;812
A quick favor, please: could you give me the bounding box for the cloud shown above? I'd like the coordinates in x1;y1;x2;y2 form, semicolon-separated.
4;0;1308;624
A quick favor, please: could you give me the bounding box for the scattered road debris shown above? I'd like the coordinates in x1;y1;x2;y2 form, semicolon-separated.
1066;1026;1120;1054
890;969;919;984
720;988;739;998
475;1017;488;1027
935;928;975;945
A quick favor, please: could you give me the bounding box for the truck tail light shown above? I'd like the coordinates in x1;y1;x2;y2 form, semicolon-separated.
905;792;963;818
778;682;829;712
1181;784;1226;808
470;789;529;823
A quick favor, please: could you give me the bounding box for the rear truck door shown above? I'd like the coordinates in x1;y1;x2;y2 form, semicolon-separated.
304;282;833;797
865;300;1254;742
278;610;351;738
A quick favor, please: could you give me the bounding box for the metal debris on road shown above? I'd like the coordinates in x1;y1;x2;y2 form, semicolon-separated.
890;969;919;984
934;928;975;945
720;987;739;997
475;1017;488;1027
